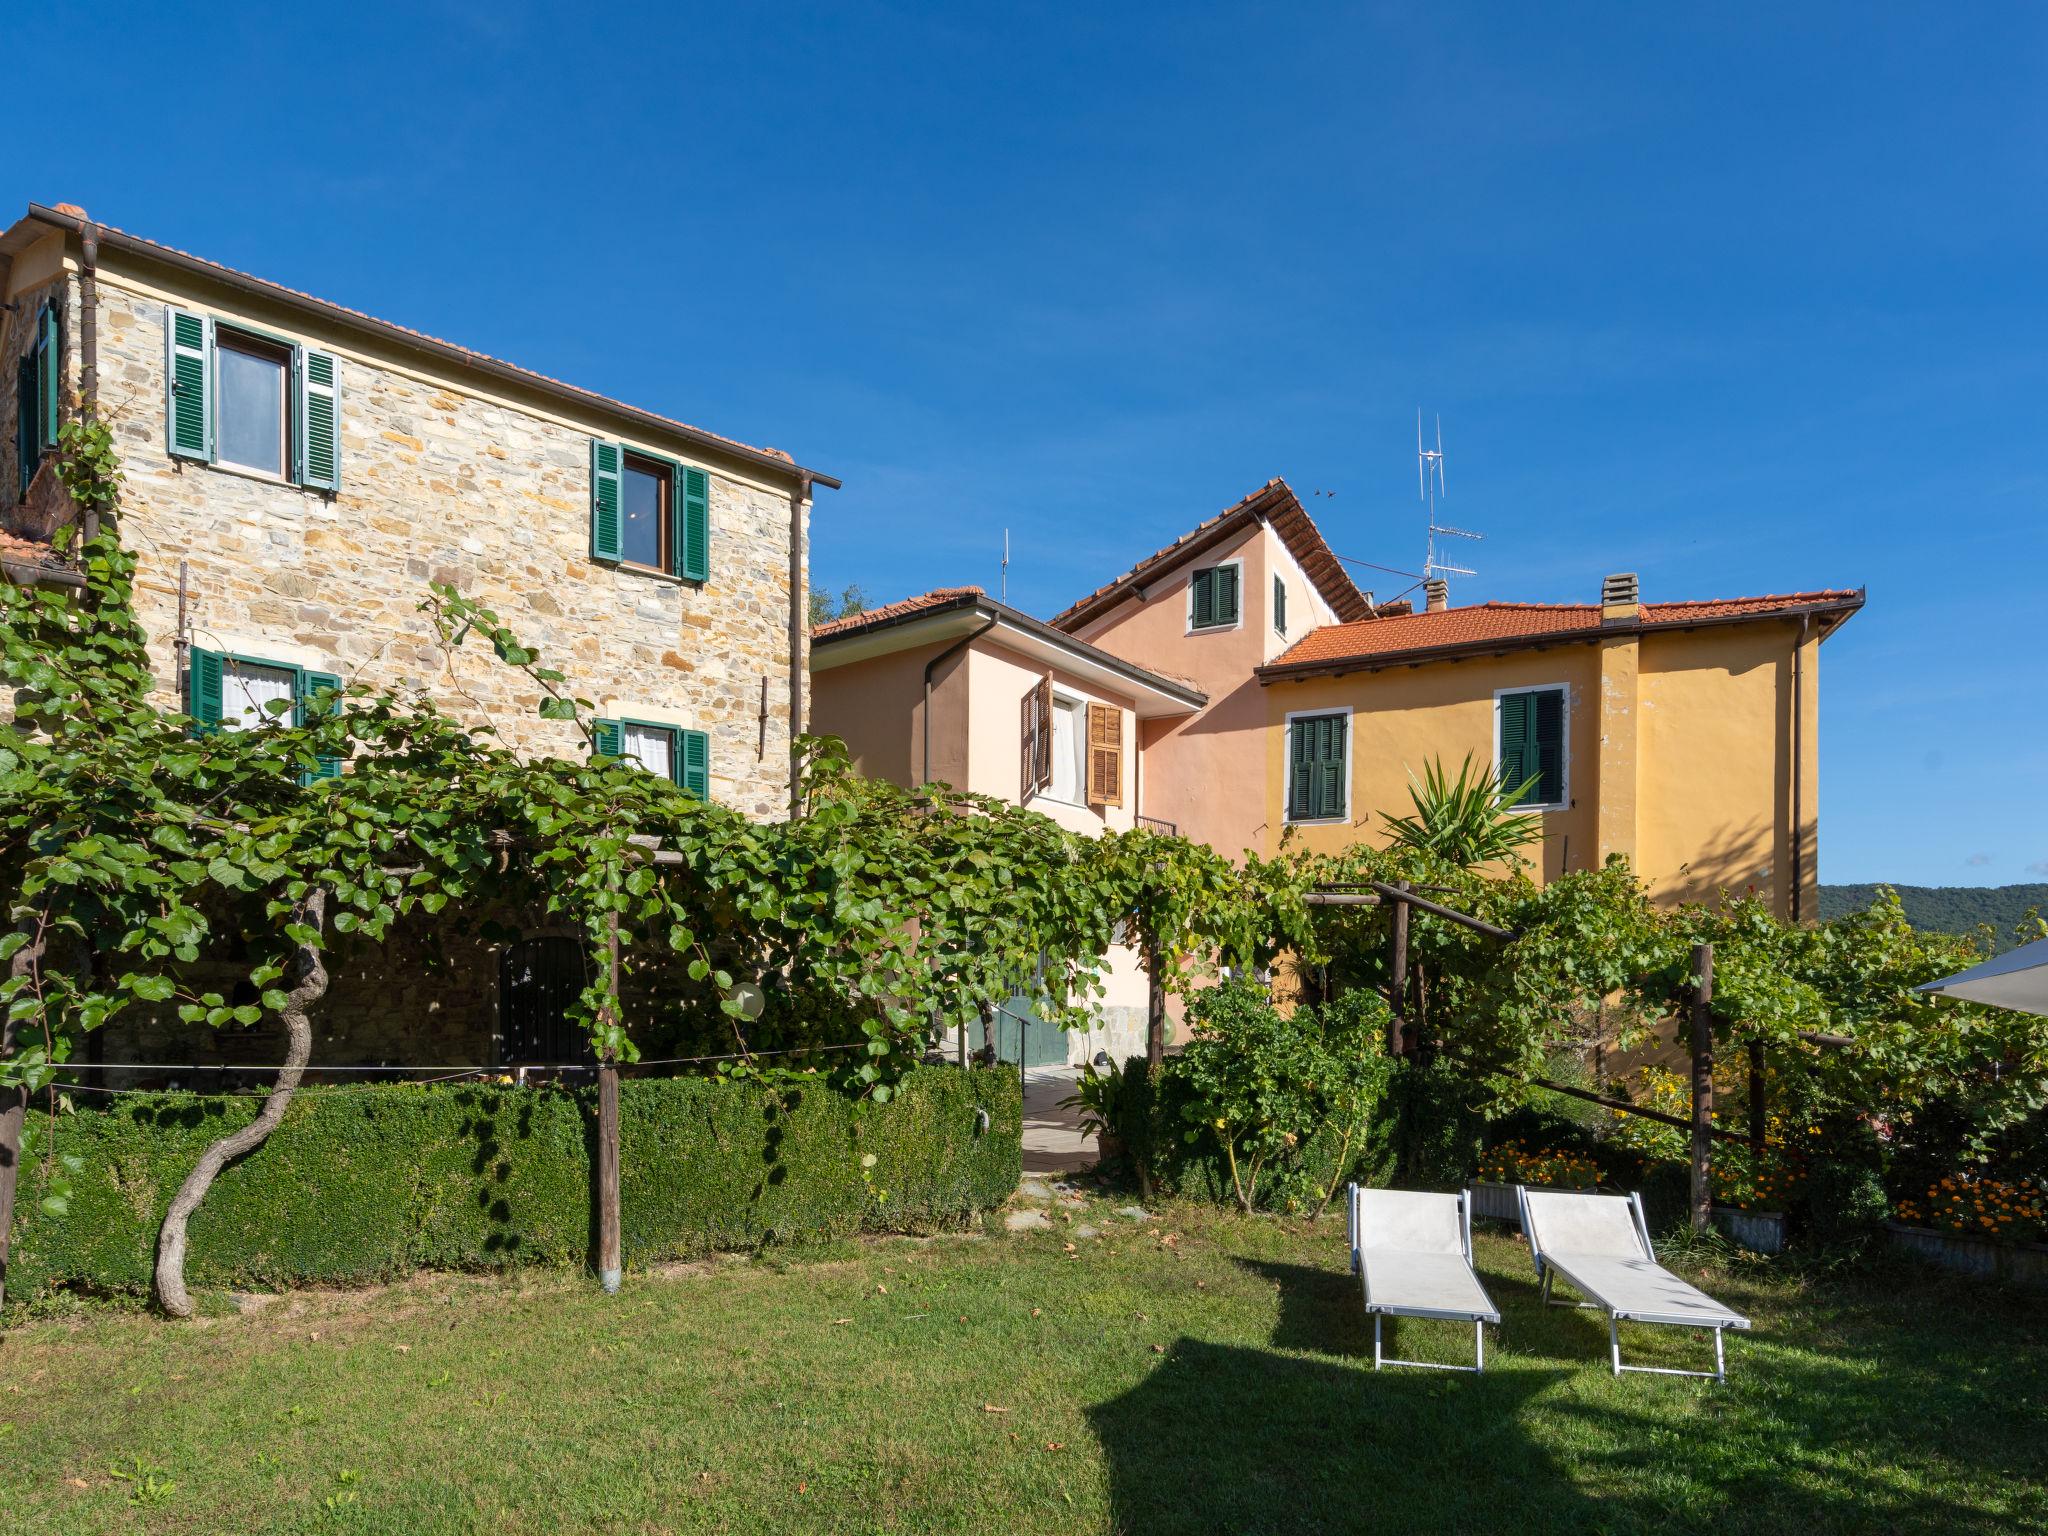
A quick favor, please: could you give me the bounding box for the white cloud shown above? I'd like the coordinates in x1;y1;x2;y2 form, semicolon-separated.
1966;853;1992;867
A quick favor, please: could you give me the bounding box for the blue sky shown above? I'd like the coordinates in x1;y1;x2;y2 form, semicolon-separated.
20;3;2047;887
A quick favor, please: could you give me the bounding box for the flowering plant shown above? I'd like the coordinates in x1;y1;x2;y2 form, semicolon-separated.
1476;1140;1600;1189
1894;1174;2047;1244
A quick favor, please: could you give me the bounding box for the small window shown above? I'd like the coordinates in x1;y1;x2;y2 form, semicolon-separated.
220;656;300;730
621;719;676;779
215;328;291;477
1273;574;1288;637
1498;687;1566;809
1189;563;1240;631
1044;697;1086;803
595;717;710;798
1287;711;1348;822
619;452;670;571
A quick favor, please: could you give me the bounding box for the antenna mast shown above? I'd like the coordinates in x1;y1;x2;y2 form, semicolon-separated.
1418;410;1481;592
1001;528;1009;604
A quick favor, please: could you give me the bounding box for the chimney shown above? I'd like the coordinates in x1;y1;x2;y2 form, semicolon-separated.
1601;572;1640;624
1423;578;1449;613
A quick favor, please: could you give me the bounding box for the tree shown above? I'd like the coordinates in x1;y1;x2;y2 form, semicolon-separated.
807;582;870;629
1379;753;1541;869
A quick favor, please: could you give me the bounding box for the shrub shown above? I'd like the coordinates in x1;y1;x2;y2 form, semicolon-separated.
5;1066;1018;1307
1893;1173;2048;1244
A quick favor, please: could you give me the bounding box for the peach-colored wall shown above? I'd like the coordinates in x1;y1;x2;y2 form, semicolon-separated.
1072;521;1275;858
1261;524;1339;665
810;635;970;790
966;640;1139;836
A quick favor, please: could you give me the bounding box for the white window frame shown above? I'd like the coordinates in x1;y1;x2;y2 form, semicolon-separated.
211;323;294;483
1184;557;1245;636
1283;704;1353;826
1034;685;1091;808
1491;682;1571;813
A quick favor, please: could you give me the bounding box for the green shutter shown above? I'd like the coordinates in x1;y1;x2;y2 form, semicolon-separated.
1191;568;1214;629
590;441;622;561
1215;563;1239;626
296;349;340;491
1273;575;1287;635
1534;687;1565;806
167;309;213;462
34;303;58;452
592;717;623;759
680;728;710;799
1498;691;1531;794
1290;713;1344;819
678;465;709;582
1289;716;1313;818
187;647;224;732
298;669;344;780
1319;714;1346;819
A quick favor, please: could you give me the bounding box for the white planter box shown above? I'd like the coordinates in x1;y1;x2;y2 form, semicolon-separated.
1468;1181;1594;1228
1888;1221;2048;1289
1711;1206;1786;1255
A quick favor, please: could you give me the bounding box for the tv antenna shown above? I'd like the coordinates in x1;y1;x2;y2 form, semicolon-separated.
1001;528;1009;603
1418;410;1481;589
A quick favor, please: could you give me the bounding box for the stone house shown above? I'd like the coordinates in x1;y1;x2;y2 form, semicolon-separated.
0;202;838;1077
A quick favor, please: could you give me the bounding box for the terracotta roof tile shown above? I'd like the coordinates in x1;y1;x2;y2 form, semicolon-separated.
1264;590;1864;674
1049;479;1372;630
0;530;59;565
812;586;984;639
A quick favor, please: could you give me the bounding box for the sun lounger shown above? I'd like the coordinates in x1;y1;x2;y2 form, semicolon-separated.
1346;1185;1500;1372
1516;1187;1750;1382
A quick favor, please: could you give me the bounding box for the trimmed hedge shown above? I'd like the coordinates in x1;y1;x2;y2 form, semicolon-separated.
5;1066;1019;1306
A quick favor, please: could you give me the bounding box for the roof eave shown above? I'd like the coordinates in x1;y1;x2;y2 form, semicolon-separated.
22;204;840;494
1256;594;1866;684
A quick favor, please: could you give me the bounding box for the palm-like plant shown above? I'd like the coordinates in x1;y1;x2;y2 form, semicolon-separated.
1379;753;1543;868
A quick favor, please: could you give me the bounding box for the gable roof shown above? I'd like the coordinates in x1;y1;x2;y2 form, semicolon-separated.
1048;479;1372;632
1258;590;1864;680
811;586;1207;715
6;204;837;493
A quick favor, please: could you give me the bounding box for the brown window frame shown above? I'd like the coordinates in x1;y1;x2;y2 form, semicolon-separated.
618;450;673;575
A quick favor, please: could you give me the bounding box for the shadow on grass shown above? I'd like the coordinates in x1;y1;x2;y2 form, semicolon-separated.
1088;1250;2048;1536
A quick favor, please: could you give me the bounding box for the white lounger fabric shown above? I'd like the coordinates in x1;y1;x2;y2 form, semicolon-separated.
1521;1189;1749;1331
1353;1189;1499;1324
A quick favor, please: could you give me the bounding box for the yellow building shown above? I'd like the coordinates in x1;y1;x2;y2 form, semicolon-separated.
1256;575;1862;917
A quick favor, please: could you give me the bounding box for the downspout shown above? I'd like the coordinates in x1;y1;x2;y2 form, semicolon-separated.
1790;613;1808;922
921;610;999;787
787;471;811;819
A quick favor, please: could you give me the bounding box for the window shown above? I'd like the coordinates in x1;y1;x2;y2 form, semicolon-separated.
619;452;670;571
1273;574;1288;637
1189;562;1240;631
590;440;709;581
1287;710;1348;822
165;308;341;490
594;717;710;799
185;647;343;780
1046;696;1085;803
1497;686;1567;809
215;329;290;477
498;936;592;1065
14;301;57;499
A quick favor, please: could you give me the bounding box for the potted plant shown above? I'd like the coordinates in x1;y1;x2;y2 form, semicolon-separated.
1890;1174;2048;1287
1472;1140;1600;1225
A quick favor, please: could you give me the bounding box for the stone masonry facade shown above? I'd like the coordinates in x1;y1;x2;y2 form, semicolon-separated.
8;241;810;822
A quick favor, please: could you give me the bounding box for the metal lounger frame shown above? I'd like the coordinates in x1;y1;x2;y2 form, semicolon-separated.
1350;1184;1493;1374
1516;1185;1742;1384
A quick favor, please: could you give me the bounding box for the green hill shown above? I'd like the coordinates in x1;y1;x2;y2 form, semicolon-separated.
1817;883;2048;952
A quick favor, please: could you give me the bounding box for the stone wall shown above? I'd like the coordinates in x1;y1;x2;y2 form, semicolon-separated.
86;254;809;821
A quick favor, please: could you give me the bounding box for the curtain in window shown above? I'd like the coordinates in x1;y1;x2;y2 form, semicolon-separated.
221;658;297;730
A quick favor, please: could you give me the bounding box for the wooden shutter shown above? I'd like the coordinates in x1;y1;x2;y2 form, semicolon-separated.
592;717;623;758
1215;563;1239;626
1086;703;1123;808
1021;675;1052;796
167;308;213;461
589;441;623;561
295;349;341;491
678;465;709;581
1498;691;1531;794
1289;715;1314;819
1533;687;1565;806
299;670;344;780
33;303;58;453
680;728;710;799
1190;567;1214;629
1318;713;1346;819
187;647;224;731
1273;574;1287;636
1290;714;1345;819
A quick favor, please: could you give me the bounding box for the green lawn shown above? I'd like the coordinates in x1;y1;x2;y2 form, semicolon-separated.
2;1201;2043;1535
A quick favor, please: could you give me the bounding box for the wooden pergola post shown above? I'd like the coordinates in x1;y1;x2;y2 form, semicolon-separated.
1689;942;1715;1236
1386;882;1409;1056
596;906;623;1294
